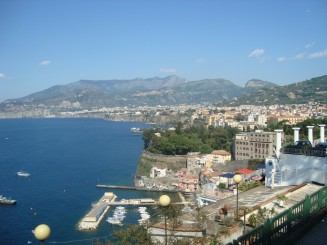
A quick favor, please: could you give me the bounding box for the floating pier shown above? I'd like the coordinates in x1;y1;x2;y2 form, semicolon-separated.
78;192;116;230
96;184;136;190
109;198;157;206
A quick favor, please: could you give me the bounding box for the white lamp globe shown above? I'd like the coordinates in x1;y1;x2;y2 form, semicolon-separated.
34;224;51;241
233;174;242;184
159;195;171;207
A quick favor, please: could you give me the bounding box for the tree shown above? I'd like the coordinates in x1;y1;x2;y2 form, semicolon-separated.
143;124;240;156
112;225;154;245
234;113;245;122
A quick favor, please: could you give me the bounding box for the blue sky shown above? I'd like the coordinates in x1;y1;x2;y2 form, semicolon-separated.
0;0;326;102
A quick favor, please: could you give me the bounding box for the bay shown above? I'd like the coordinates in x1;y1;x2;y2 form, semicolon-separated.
0;118;158;244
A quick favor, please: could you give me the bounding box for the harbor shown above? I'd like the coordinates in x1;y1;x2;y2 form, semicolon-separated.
78;192;117;230
78;192;158;230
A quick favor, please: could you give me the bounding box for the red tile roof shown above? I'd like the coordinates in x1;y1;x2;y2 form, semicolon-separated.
235;168;253;174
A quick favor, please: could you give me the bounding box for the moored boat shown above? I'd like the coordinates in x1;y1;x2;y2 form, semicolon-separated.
131;127;142;134
0;195;16;205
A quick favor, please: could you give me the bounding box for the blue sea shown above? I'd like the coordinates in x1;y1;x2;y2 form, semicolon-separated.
0;118;159;244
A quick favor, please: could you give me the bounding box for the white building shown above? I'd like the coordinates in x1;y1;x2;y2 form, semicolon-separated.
265;125;326;187
150;166;167;178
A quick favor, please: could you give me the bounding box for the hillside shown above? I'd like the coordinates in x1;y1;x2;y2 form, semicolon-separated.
0;75;325;117
227;75;327;105
0;76;254;110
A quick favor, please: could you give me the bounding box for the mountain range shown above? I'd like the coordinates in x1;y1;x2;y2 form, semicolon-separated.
1;75;326;113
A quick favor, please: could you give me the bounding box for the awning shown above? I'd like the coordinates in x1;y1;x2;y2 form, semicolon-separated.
256;164;266;169
218;173;235;179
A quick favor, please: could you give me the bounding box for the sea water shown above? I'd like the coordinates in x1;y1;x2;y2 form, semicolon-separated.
0;118;159;244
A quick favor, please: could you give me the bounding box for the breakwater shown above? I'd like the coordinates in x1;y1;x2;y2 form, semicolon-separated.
78;192;117;230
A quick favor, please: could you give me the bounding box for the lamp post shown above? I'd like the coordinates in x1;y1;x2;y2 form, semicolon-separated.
233;174;242;220
34;224;51;245
159;195;171;245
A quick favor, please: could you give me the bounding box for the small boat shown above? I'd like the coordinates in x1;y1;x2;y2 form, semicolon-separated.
131;127;142;134
106;217;123;226
138;206;147;212
106;206;127;225
17;171;30;177
0;195;16;205
138;206;150;225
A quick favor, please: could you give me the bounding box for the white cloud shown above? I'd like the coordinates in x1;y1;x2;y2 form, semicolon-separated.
277;57;286;62
308;50;327;59
39;60;51;66
196;58;205;63
295;53;306;60
0;73;5;79
160;68;177;73
249;49;265;58
305;42;314;49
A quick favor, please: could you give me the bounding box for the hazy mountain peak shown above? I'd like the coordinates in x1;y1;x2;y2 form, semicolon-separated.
245;79;278;88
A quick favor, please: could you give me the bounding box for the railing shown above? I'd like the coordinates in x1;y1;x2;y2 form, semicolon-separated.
227;185;327;245
281;148;327;157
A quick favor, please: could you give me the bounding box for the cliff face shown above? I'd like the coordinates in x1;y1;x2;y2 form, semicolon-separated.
136;151;186;177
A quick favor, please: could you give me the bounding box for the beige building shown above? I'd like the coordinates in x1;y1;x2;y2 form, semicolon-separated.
211;150;231;164
234;130;283;160
267;115;306;125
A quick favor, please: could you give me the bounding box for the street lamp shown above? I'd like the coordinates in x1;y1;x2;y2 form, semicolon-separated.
34;224;51;245
233;174;242;220
159;195;171;245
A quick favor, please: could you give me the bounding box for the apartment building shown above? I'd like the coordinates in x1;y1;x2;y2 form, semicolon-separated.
267;115;306;125
211;150;231;164
234;130;283;160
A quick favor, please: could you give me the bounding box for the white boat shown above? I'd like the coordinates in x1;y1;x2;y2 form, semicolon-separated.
131;127;142;134
17;171;30;177
106;217;122;226
106;206;127;225
138;206;147;212
138;207;151;225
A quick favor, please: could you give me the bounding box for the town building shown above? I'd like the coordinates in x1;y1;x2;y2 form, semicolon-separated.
210;150;231;164
266;115;306;125
150;165;167;178
178;167;199;191
265;125;326;187
234;130;282;160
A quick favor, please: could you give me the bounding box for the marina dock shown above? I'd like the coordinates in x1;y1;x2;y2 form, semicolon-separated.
96;184;186;193
109;198;157;206
96;184;136;190
78;192;116;230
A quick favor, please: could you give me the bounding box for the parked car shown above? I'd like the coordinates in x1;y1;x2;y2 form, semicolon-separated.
292;140;312;149
313;142;327;152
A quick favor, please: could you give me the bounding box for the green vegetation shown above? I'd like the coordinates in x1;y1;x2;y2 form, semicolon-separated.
112;225;153;245
143;124;239;155
218;183;227;190
224;75;327;106
248;207;277;227
136;157;155;176
277;194;289;203
238;181;262;192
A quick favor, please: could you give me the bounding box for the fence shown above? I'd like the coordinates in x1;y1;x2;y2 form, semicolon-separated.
281;148;326;157
227;185;327;245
